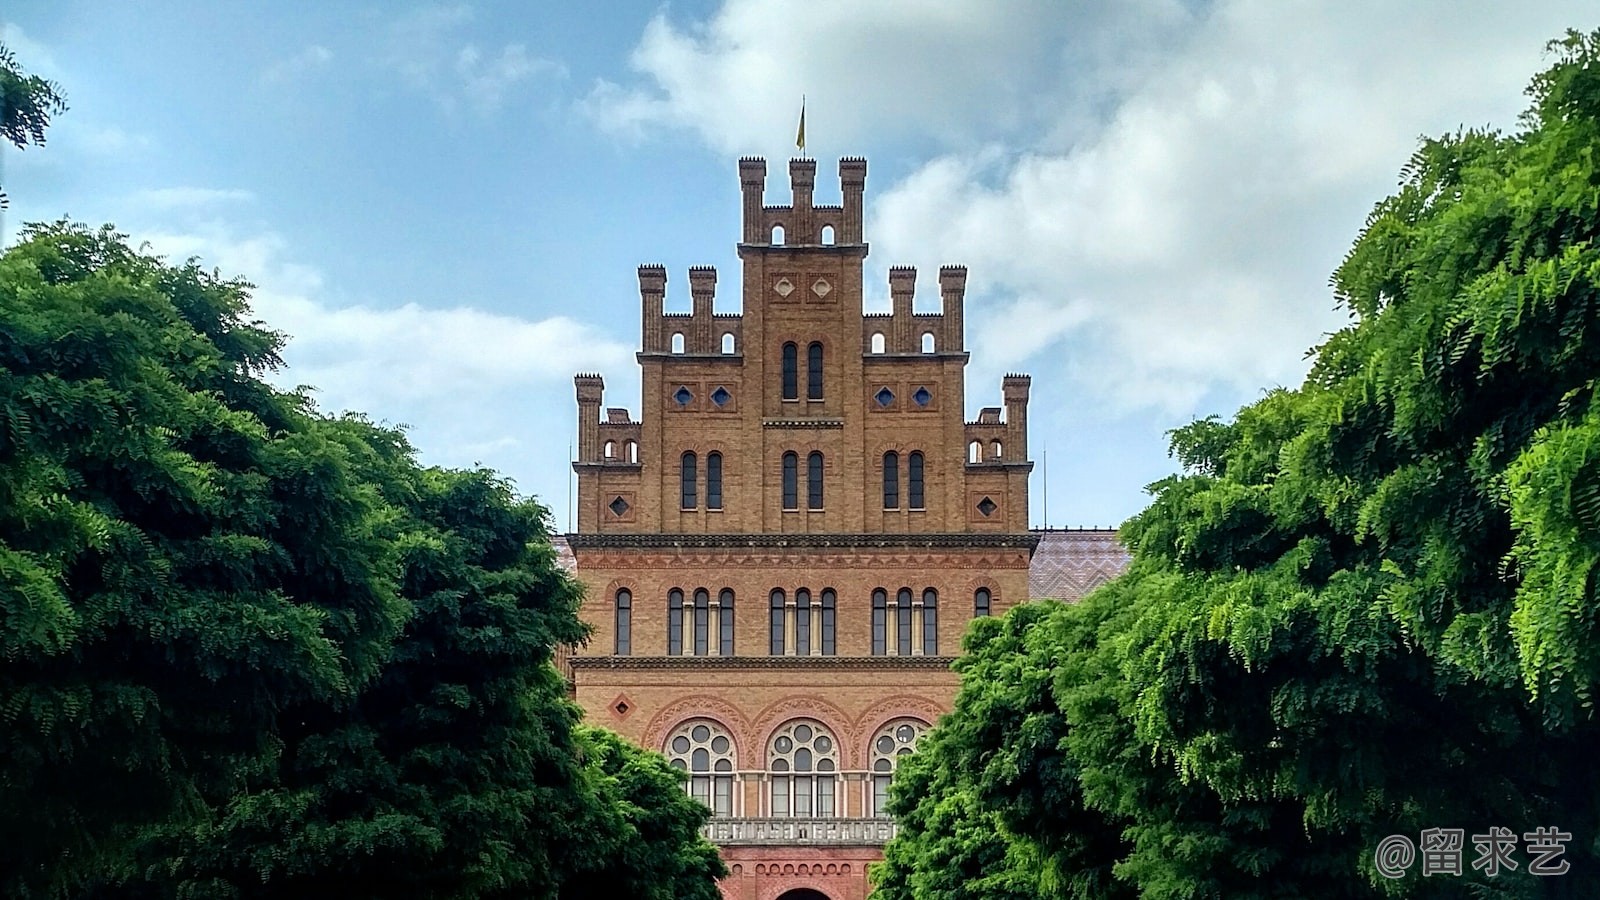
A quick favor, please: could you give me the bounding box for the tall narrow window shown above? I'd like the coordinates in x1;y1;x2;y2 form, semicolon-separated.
807;342;824;400
781;342;798;400
614;589;632;655
796;589;811;656
769;589;786;655
719;589;735;655
883;451;899;509
975;587;992;617
872;589;887;655
807;452;824;510
908;451;925;509
681;452;697;510
782;452;798;510
706;452;723;510
897;588;913;655
693;589;710;655
668;589;684;656
923;588;939;655
821;589;836;656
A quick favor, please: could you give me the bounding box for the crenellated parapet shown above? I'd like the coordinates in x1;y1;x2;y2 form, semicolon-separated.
963;375;1031;466
739;157;866;247
859;265;967;355
639;264;745;356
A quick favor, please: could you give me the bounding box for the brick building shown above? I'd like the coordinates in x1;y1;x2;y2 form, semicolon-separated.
557;157;1128;900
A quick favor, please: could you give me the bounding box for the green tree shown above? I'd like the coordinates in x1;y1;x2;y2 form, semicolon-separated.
1;42;68;207
882;29;1600;898
0;222;407;897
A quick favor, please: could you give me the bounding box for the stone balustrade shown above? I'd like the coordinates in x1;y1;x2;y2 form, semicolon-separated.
702;817;897;846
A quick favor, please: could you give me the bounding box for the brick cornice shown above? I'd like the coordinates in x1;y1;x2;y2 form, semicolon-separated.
569;655;958;671
565;532;1041;552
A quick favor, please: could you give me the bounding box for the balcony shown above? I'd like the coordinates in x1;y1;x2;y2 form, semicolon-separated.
702;817;897;846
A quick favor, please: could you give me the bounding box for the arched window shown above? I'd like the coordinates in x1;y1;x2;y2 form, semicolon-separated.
870;720;928;817
614;589;631;655
908;452;925;509
781;342;798;400
672;332;685;354
722;332;736;354
769;720;838;817
872;589;887;655
693;588;710;655
807;451;824;510
680;452;697;510
871;332;885;354
883;451;899;509
769;589;786;655
603;440;615;459
820;588;836;656
719;589;735;655
782;452;798;510
896;588;913;655
667;720;736;816
807;341;824;400
772;224;785;245
992;440;1003;459
668;589;684;655
625;441;638;463
921;332;935;353
821;224;835;245
923;588;939;655
706;452;723;510
796;588;811;656
975;587;992;617
969;440;982;463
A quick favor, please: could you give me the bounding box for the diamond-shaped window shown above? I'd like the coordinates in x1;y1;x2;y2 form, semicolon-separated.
609;496;630;517
913;387;932;407
812;278;832;297
977;496;998;517
774;277;795;297
674;386;693;406
711;386;731;407
875;387;895;407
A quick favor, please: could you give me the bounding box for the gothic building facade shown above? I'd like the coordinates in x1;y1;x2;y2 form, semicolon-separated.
557;157;1127;900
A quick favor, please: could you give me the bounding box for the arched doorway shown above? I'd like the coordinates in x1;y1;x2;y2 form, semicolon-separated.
775;890;831;900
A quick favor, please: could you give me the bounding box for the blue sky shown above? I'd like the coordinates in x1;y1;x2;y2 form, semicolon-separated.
4;1;1594;530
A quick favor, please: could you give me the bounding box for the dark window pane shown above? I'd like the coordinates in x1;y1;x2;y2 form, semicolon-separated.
782;342;798;400
807;342;823;400
872;589;886;655
615;589;631;655
821;589;836;656
909;452;925;509
808;452;824;509
782;453;797;509
668;589;684;655
770;589;785;655
883;451;898;509
796;589;811;656
694;589;709;655
706;452;722;509
897;589;912;655
681;452;697;510
923;588;938;655
975;587;991;617
720;589;735;655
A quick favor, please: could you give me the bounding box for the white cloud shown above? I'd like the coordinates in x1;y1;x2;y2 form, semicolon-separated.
382;4;563;113
260;44;332;84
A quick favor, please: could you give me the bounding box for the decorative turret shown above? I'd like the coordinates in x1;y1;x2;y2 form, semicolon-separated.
1002;374;1031;461
939;266;967;352
737;157;867;247
574;373;604;463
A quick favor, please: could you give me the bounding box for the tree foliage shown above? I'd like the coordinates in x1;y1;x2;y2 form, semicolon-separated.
1;222;723;898
880;29;1600;899
0;42;68;207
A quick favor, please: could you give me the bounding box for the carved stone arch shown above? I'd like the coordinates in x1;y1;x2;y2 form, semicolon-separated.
958;573;1002;600
852;694;945;764
643;696;751;763
751;696;852;759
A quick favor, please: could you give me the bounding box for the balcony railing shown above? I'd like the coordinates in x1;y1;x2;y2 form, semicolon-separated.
702;817;897;846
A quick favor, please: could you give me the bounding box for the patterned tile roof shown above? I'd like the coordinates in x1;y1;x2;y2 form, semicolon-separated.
1028;529;1130;601
549;535;577;573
